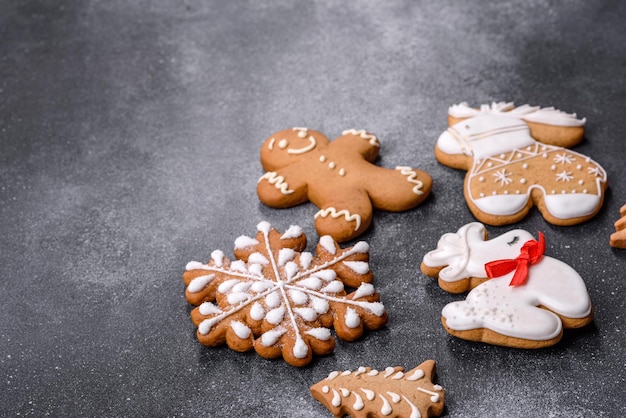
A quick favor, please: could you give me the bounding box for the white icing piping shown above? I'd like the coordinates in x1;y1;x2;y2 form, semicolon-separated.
258;172;295;194
314;207;362;231
448;101;586;127
395;166;424;195
259;223;309;359
342;129;380;146
287;135;316;155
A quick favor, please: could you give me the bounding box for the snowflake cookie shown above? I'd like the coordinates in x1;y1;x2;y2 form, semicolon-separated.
182;221;388;367
310;360;445;418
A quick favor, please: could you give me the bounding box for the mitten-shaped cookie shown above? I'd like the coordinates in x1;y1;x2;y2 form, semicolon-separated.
435;102;607;226
258;128;432;242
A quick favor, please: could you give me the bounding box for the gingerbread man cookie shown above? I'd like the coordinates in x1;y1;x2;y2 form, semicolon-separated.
257;128;432;242
422;222;594;348
435;102;607;226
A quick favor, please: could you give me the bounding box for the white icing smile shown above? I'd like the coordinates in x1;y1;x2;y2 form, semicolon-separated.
287;135;317;155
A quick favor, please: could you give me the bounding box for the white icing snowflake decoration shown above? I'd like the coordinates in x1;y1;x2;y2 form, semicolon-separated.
182;221;387;367
556;170;574;182
553;153;575;164
492;168;513;186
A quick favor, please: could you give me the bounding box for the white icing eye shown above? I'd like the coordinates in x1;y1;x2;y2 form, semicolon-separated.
278;139;288;149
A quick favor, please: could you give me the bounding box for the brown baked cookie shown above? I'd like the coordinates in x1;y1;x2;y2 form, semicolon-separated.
310;360;445;418
435;102;607;226
182;221;388;367
610;204;626;248
422;222;594;348
257;128;432;242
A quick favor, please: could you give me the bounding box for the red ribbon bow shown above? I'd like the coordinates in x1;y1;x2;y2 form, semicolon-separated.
484;232;545;286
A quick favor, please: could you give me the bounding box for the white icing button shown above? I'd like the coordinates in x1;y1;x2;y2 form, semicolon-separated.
479;192;485;197
479;176;485;182
492;191;497;195
504;190;509;194
517;153;522;158
562;190;567;194
515;190;520;194
278;139;288;149
583;189;588;193
520;178;527;184
522;163;528;169
500;153;506;158
577;164;583;170
297;130;307;138
542;153;548;158
551;165;556;170
487;162;493;167
339;168;346;176
578;180;584;185
320;155;326;162
328;162;336;169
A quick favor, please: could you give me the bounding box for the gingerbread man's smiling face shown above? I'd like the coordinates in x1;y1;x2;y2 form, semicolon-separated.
261;128;330;172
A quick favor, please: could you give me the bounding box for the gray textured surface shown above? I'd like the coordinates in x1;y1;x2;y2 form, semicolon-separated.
1;1;625;417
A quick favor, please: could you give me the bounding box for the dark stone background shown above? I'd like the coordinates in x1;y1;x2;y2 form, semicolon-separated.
1;1;625;416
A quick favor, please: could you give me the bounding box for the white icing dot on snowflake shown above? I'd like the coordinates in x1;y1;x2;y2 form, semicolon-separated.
305;327;331;340
188;274;215;293
278;248;295;266
230;260;247;273
280;225;303;240
294;307;318;321
310;296;330;314
266;306;286;324
261;328;287;346
218;279;240;293
265;291;281;308
299;252;313;269
353;283;375;299
234;235;259;249
211;250;225;267
345;308;360;328
250;302;265;320
231;320;251;339
343;261;369;275
289;289;308;305
321;280;345;293
199;302;222;315
319;236;337;254
296;277;323;290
